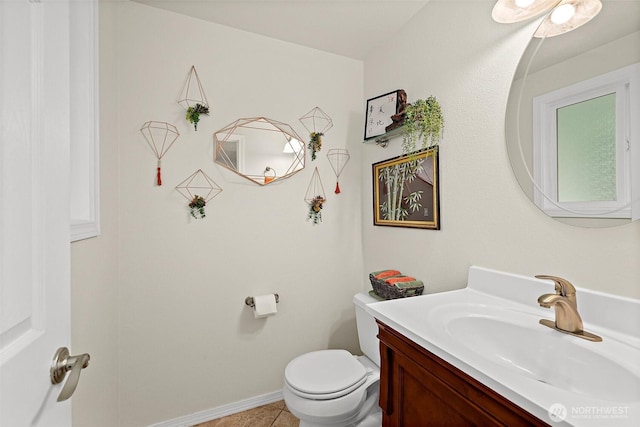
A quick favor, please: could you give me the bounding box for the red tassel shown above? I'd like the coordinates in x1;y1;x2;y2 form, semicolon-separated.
335;181;341;194
157;167;162;186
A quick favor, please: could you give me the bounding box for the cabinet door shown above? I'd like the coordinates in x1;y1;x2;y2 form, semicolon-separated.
378;322;547;427
385;343;504;426
381;342;504;427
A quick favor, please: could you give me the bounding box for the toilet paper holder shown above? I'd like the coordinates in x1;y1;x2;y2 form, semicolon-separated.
245;293;279;308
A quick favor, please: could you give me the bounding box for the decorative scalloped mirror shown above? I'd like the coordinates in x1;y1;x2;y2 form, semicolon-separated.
506;2;640;227
214;117;305;185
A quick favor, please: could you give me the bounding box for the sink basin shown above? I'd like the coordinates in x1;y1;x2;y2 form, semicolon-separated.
365;266;640;426
443;312;640;403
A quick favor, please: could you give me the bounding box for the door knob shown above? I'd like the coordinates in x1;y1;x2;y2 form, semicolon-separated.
50;347;90;402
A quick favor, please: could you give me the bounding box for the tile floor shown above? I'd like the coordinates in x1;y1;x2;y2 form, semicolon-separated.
193;400;299;427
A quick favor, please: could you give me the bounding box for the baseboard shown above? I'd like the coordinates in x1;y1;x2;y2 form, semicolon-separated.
149;390;284;427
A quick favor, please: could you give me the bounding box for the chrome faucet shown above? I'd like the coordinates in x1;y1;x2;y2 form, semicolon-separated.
535;275;602;342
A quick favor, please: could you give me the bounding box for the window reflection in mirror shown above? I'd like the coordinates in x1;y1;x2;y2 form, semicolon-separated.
505;1;640;227
214;117;305;185
557;94;616;203
531;64;638;219
216;134;244;171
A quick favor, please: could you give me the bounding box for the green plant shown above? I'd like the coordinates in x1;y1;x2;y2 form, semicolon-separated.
379;158;424;221
307;195;325;224
308;132;323;161
185;103;209;131
401;96;444;154
189;195;206;219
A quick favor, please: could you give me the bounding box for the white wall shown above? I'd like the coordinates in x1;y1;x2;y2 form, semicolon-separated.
362;0;640;298
82;1;364;426
70;2;120;426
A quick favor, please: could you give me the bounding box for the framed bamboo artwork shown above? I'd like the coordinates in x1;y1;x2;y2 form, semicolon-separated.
372;147;440;229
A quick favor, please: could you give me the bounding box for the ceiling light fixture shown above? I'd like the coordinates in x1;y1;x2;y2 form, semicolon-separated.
550;3;576;24
492;0;602;38
491;0;561;23
516;0;536;7
534;0;602;38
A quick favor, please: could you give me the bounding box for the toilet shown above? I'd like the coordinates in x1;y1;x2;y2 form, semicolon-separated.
283;292;383;427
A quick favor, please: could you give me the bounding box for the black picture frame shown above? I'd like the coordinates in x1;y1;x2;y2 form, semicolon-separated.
373;146;440;229
364;90;401;140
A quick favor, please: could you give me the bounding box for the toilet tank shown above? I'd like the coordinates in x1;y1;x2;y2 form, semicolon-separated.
353;292;382;366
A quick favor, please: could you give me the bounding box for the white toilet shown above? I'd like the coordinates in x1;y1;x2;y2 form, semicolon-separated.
283;292;383;427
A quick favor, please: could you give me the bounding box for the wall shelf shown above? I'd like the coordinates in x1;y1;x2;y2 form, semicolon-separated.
363;125;404;148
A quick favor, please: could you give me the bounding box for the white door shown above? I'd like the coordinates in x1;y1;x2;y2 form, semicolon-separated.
1;0;73;425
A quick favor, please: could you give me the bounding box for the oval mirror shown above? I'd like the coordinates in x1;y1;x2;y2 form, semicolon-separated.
214;117;305;185
506;1;640;227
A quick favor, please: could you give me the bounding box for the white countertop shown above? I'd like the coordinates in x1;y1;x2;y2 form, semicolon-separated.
365;266;640;427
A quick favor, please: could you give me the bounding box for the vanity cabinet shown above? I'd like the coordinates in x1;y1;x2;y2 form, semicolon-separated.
377;320;548;427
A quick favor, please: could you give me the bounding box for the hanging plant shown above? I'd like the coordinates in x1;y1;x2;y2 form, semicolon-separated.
188;195;207;219
185;103;209;131
308;132;323;161
401;96;444;154
307;195;325;224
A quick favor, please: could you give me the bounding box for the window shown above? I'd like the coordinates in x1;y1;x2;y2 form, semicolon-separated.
70;0;100;241
533;63;639;220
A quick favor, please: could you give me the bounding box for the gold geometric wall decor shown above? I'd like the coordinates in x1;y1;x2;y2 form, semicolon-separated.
214;116;306;185
326;149;350;194
299;106;333;161
139;121;180;186
178;66;210;130
175;169;223;219
299;106;333;135
304;167;327;224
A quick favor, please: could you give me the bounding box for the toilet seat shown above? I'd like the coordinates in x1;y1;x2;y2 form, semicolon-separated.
285;350;368;400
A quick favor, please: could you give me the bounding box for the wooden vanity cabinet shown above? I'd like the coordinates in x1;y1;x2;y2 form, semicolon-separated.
376;321;549;427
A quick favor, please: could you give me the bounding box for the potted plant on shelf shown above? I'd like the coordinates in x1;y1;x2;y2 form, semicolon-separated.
401;96;444;154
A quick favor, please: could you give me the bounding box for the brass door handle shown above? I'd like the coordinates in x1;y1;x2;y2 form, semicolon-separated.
50;347;90;402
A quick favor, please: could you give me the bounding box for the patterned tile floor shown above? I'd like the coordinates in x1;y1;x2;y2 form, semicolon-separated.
194;400;299;427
